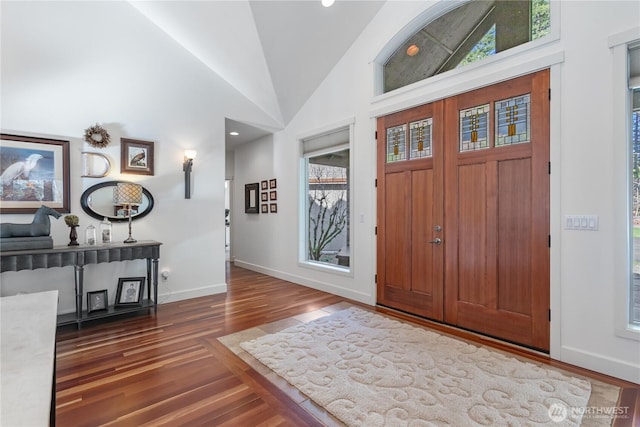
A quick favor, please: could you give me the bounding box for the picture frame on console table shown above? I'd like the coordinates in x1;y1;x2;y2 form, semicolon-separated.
115;277;145;307
0;133;70;214
87;290;108;314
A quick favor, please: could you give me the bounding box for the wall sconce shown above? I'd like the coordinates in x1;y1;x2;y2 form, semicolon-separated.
183;150;196;199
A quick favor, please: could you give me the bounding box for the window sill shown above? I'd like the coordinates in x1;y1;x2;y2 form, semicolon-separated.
615;325;640;342
298;260;352;277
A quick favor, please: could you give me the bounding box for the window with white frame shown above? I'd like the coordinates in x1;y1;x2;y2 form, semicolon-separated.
301;127;351;271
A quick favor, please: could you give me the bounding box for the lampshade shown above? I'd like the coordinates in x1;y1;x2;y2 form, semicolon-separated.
113;183;143;206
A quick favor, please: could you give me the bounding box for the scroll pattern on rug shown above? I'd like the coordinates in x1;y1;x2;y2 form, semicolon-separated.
241;307;591;427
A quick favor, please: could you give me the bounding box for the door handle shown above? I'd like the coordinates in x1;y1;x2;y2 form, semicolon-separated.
428;238;442;245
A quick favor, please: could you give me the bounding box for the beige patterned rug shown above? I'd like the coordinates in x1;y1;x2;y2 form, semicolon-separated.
220;304;622;427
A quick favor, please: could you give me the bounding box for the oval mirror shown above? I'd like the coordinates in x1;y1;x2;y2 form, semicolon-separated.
80;181;154;222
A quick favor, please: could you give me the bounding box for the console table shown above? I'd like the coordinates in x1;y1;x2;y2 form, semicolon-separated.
1;240;161;327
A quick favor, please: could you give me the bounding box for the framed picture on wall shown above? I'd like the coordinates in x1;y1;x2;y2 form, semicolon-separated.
261;180;268;190
269;190;277;201
245;183;259;214
121;138;154;175
0;133;70;214
261;204;268;213
269;178;277;189
270;203;277;213
261;192;268;202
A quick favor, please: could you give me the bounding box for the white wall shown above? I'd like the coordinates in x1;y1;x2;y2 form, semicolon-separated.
0;2;278;311
232;0;640;383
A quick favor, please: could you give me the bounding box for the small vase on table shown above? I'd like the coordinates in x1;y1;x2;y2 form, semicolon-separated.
64;214;80;246
68;225;79;246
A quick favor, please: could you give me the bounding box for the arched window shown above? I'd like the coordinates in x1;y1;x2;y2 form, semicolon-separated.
383;0;550;93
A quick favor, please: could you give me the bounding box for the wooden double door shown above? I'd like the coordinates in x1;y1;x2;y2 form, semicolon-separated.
376;70;550;351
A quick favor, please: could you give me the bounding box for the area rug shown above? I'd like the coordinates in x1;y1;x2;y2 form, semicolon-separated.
240;307;592;426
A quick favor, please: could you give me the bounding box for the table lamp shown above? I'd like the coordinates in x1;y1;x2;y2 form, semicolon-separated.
113;182;142;243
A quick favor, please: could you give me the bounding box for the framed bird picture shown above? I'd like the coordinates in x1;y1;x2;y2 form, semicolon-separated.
0;133;70;214
121;138;154;176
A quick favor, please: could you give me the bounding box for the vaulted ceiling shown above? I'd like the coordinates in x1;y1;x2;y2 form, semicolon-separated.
129;1;385;149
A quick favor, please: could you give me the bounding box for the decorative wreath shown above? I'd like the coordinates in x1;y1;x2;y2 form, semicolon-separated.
83;124;111;148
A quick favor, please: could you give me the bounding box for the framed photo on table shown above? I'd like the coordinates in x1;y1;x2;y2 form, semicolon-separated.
0;133;70;214
115;277;145;307
121;138;154;175
87;290;108;314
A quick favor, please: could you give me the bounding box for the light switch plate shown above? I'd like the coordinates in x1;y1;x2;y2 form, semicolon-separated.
564;215;598;231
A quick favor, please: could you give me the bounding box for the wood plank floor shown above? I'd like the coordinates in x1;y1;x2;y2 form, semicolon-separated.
55;263;639;426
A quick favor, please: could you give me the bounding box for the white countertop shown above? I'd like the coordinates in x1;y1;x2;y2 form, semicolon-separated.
1;290;58;426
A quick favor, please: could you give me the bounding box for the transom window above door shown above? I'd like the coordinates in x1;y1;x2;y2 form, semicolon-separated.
383;0;550;93
385;92;532;163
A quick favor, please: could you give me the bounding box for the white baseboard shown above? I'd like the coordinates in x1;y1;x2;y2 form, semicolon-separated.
158;283;227;304
233;259;374;305
561;345;640;384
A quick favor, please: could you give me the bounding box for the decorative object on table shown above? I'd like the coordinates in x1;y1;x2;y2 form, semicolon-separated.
183;150;196;199
0;205;61;238
81;152;111;178
270;203;277;213
115;277;145;307
87;290;108;314
100;217;112;243
121;138;154;175
83;124;111;149
0;133;70;214
0;205;61;250
269;178;277;189
64;214;79;246
244;183;259;214
85;224;96;245
113;182;142;243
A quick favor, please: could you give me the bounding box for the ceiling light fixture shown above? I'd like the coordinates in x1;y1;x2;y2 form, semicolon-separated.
229;131;239;136
406;44;420;57
321;0;335;7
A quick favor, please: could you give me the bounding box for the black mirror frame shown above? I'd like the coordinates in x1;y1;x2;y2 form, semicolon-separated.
80;181;154;222
245;183;259;214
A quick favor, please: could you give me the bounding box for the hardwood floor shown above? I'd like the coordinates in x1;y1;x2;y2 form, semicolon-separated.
55;263;638;426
